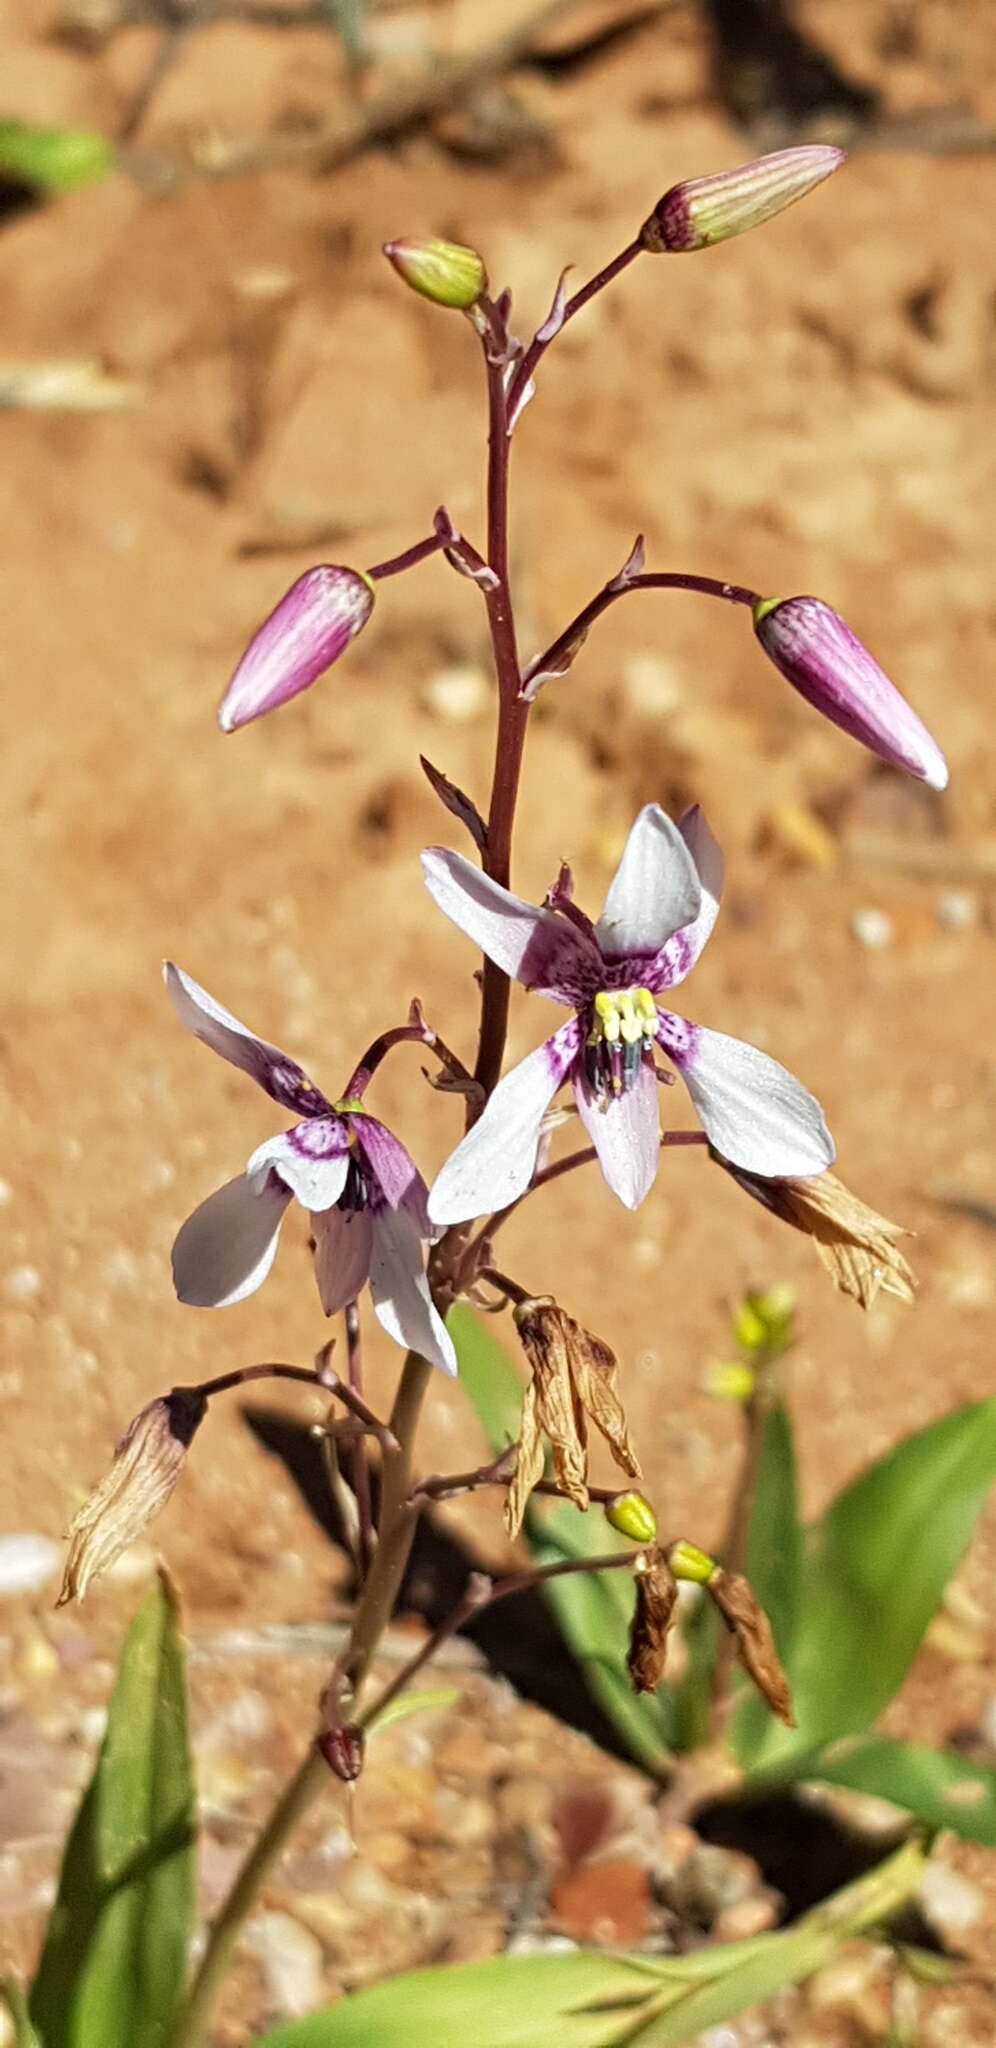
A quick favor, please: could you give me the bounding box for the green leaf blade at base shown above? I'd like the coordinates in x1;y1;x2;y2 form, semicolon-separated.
808;1735;996;1848
29;1573;196;2048
734;1399;996;1777
251;1952;655;2048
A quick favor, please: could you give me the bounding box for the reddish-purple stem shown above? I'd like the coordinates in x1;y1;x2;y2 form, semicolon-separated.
344;1013;434;1099
473;345;530;1100
366;531;449;581
344;1301;375;1577
507;239;643;420
524;571;760;697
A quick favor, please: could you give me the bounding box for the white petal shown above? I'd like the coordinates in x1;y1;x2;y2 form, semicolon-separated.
659;1016;834;1176
171;1173;291;1308
646;805;726;989
594;806;702;961
428;1018;580;1225
311;1207;374;1315
247;1120;350;1210
369;1210;457;1374
574;1061;661;1210
422;849;597;1003
164;962;323;1116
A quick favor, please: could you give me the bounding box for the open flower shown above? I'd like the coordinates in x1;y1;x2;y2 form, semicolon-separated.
165;965;455;1375
423;805;833;1220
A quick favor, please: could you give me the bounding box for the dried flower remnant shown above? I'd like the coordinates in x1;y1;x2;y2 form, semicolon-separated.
383;237;488;310
165;964;455;1373
425;803;833;1221
319;1724;366;1783
707;1568;795;1727
59;1389;207;1605
753;596;948;790
715;1155;916;1310
217;565;375;732
628;1545;679;1694
640;146;845;254
505;1296;641;1536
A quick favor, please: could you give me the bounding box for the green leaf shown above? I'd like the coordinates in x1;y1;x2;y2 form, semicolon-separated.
451;1306;672;1772
29;1573;196;2048
251;1952;655;2048
808;1737;996;1848
734;1399;996;1776
366;1688;459;1736
745;1396;802;1660
626;1836;927;2043
1;1980;41;2047
0;121;115;193
449;1301;525;1454
251;1838;927;2048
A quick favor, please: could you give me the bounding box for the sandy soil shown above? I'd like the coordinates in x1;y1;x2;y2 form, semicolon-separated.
0;0;994;2039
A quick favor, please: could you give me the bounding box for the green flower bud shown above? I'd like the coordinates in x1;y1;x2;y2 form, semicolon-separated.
706;1362;757;1404
668;1539;717;1585
606;1490;658;1543
383;237;487;310
640;146;845;255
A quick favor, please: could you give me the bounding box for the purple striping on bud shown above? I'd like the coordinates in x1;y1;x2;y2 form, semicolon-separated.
218;566;375;732
383;236;487;310
753;595;949;790
640;146;845;254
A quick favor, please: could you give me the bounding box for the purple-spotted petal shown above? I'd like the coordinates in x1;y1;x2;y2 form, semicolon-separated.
429;1016;581;1225
171;1172;291;1308
351;1114;428;1226
311;1206;374;1315
369;1208;457;1375
594;805;702;962
247;1118;350;1210
421;849;598;1004
164;962;328;1117
657;1014;834;1176
573;1059;661;1210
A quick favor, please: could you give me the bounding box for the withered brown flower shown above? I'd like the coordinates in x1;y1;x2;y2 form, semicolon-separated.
708;1567;795;1726
627;1544;679;1694
505;1296;640;1537
59;1388;206;1605
714;1154;915;1310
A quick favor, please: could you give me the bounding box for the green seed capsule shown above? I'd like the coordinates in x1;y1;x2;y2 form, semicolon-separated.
606;1491;658;1543
668;1540;717;1585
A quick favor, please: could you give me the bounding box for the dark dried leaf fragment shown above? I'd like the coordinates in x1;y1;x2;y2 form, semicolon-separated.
627;1544;679;1694
708;1567;795;1725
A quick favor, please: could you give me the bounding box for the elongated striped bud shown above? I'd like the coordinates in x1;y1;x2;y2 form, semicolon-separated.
640;146;845;254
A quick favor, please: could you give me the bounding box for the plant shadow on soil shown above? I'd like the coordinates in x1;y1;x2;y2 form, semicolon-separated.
244;1403;945;1944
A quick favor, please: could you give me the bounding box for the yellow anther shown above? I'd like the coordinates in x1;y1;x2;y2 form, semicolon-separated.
594;991;621;1041
592;987;659;1045
618;993;642;1044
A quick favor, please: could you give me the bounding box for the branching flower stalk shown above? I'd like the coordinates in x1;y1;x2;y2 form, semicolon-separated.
60;149;950;2048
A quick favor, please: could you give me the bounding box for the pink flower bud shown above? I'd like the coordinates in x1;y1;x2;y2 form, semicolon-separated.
383;237;487;310
640;146;845;254
753;595;948;790
218;566;375;732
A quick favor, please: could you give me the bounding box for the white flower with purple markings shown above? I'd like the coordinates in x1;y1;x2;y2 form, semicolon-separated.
165;965;455;1374
423;804;834;1220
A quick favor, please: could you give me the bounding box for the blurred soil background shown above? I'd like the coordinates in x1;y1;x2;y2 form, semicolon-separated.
0;0;994;2039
